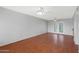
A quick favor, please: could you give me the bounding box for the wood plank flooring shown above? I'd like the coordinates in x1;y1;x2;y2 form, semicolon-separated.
0;33;78;53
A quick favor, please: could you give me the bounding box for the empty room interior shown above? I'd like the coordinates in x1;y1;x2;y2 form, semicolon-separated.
0;6;79;53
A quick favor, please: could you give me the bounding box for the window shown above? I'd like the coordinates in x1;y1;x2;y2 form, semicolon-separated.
54;23;57;32
59;23;63;32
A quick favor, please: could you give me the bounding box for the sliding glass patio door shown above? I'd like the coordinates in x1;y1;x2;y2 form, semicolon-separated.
54;21;63;34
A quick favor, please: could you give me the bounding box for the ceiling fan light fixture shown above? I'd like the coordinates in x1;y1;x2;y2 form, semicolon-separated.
36;7;44;15
37;11;43;15
53;17;57;21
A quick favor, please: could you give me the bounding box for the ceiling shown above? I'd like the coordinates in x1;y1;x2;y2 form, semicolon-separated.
2;6;77;20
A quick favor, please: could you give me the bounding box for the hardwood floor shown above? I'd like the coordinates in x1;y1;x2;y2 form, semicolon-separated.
0;33;78;53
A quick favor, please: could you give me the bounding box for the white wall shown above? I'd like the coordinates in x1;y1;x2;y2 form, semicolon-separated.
74;9;79;45
48;19;73;35
0;7;48;46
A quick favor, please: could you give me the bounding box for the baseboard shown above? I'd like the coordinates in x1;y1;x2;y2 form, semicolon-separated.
0;32;48;47
0;32;73;47
48;32;73;36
